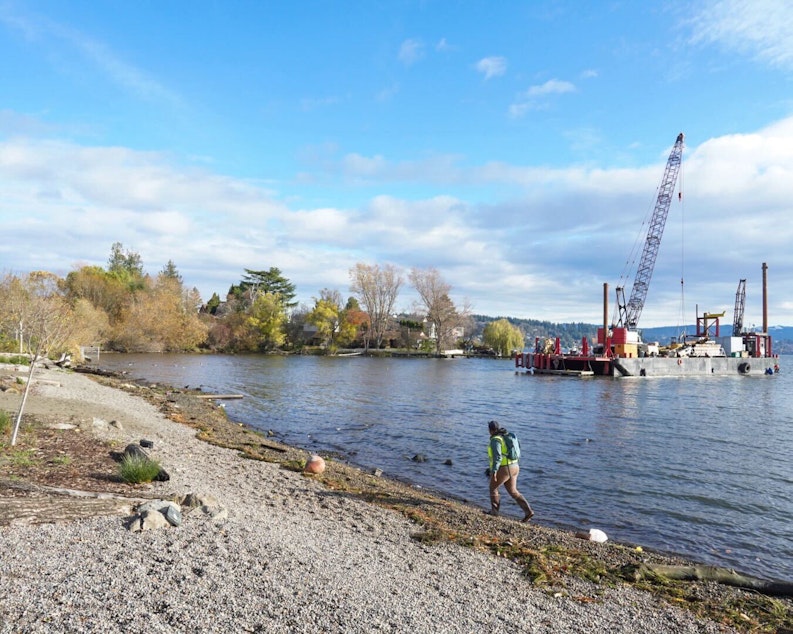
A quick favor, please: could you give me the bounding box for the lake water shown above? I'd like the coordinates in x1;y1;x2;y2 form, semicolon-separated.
96;353;793;582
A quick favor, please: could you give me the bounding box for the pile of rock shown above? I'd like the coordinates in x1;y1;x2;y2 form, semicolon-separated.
126;492;227;532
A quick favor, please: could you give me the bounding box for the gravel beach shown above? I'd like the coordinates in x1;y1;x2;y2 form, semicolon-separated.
0;365;742;633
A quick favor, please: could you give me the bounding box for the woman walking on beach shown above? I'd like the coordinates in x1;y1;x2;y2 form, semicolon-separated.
485;420;534;521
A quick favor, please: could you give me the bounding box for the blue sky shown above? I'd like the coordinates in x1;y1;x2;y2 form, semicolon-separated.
2;0;793;329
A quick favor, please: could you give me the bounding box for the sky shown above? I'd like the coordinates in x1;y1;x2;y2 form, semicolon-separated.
1;0;793;329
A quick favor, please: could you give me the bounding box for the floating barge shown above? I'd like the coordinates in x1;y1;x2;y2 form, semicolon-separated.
516;265;779;379
516;333;778;378
516;134;779;379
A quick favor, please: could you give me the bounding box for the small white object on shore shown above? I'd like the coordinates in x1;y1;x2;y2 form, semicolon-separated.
588;528;608;543
575;528;608;543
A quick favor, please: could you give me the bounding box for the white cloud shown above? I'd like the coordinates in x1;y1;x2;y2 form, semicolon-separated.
688;0;793;71
0;6;180;106
509;79;577;118
475;56;507;79
436;37;454;52
526;79;576;96
398;39;425;65
3;119;793;325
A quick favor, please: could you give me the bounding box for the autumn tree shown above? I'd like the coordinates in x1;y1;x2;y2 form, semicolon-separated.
336;297;365;347
409;267;470;354
307;289;342;350
349;263;402;351
482;318;525;357
109;269;206;352
69;298;111;352
246;292;287;351
63;265;128;322
0;272;85;445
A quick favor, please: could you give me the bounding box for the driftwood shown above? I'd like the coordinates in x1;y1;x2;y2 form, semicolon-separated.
0;480;154;526
622;563;793;598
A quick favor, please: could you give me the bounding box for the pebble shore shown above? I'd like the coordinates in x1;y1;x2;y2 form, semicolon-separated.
0;367;735;633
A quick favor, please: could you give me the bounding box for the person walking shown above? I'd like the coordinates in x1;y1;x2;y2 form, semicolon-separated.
485;420;534;522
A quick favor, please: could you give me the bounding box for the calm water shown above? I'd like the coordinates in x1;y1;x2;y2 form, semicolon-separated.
97;353;793;582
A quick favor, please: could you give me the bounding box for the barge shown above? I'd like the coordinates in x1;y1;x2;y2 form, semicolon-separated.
515;133;779;378
516;265;779;378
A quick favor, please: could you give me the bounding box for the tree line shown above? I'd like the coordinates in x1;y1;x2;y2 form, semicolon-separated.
0;243;529;360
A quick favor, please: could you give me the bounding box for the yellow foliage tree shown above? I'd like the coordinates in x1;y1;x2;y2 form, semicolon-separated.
246;292;286;351
482;318;524;357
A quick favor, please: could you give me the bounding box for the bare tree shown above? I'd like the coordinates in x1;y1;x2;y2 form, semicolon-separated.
1;272;80;445
409;267;470;354
349;263;403;351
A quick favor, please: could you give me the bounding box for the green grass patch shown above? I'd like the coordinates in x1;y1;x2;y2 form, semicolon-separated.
0;410;10;436
119;454;162;483
0;448;37;468
0;355;30;365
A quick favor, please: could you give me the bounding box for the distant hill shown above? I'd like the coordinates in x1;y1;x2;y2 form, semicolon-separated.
472;315;793;354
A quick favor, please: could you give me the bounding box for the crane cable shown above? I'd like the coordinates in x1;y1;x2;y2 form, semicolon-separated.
677;148;686;341
612;180;658;327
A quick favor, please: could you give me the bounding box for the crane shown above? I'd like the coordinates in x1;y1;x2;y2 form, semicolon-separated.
732;279;746;336
616;132;685;331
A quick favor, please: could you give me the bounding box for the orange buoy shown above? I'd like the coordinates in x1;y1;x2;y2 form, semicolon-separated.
304;455;326;474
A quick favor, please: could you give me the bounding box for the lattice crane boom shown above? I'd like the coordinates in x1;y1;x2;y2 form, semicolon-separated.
733;279;746;336
617;132;685;330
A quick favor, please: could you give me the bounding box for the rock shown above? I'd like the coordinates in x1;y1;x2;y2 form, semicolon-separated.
140;438;154;448
181;492;220;509
304;455;326;474
139;509;171;531
123;444;149;460
443;459;453;466
137;500;183;527
92;417;109;431
205;505;228;521
412;454;427;463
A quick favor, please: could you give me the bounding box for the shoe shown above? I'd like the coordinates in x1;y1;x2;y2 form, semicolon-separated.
521;511;534;523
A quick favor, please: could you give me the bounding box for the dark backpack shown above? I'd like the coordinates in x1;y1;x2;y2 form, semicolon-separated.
502;431;520;461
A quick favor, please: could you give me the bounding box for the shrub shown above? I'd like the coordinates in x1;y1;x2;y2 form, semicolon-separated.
119;454;162;483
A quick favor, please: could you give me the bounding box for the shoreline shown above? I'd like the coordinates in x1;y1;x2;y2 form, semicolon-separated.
1;364;789;632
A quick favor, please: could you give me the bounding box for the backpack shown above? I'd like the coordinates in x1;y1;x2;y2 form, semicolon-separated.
502;431;521;461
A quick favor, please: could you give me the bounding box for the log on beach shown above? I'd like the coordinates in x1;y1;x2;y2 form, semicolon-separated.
623;563;793;598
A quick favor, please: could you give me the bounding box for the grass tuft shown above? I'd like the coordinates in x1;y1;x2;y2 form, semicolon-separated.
0;410;10;436
119;454;161;483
